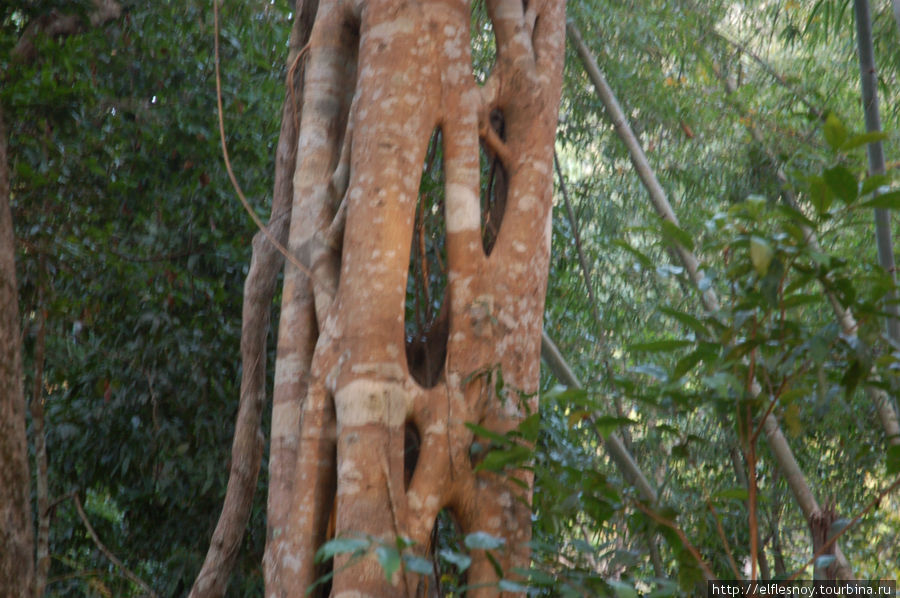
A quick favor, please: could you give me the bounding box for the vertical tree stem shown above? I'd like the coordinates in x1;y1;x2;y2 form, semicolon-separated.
854;0;900;341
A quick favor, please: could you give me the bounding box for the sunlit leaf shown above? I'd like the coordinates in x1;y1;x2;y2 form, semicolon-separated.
749;236;774;276
375;545;401;581
465;531;506;550
824;113;848;149
315;537;369;563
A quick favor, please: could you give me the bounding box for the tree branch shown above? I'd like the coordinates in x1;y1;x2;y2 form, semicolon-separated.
71;492;158;597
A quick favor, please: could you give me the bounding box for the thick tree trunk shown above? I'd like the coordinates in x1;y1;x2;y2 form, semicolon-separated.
0;104;36;598
264;1;565;595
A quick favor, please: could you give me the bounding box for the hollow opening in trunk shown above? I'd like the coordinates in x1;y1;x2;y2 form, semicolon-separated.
405;127;448;388
479;107;507;255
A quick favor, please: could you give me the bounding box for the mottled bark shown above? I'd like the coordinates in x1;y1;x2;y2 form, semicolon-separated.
0;104;36;598
263;1;565;596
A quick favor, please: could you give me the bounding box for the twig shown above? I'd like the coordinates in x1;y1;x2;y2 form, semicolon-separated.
706;499;742;580
633;500;715;581
71;492;159;597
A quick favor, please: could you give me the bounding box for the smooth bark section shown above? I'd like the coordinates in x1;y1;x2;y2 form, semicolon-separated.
568;22;854;579
854;0;900;342
0;105;36;598
189;3;315;597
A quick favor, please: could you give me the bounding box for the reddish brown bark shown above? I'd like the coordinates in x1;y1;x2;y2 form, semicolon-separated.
263;1;566;596
0;102;36;598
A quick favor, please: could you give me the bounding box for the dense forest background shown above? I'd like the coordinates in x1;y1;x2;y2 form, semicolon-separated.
3;0;900;595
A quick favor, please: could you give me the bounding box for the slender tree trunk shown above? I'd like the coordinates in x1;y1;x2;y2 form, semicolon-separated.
0;103;36;598
854;0;900;342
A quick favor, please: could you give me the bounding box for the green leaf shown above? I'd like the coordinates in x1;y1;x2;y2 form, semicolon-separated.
464;422;509;445
516;413;541;443
315;537;369;563
749;236;774;276
660;220;695;251
808;176;833;214
499;580;528;592
593;415;636;437
782;293;820;308
465;531;506;550
375;545;401;581
859;189;900;209
861;174;890;196
647;581;681;597
613;239;654;269
658;306;709;337
712;487;749;502
824;113;847;150
438;549;472;572
609;580;639;598
486;550;504;577
475;444;532;472
887;445;900;475
672;349;705;379
841;359;863;398
823;166;858;203
543;386;589;405
815;555;837;570
827;518;851;540
403;554;433;575
841;131;888;151
627;339;693;352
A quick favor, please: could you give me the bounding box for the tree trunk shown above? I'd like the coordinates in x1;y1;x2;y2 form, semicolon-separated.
0;102;36;598
263;1;565;595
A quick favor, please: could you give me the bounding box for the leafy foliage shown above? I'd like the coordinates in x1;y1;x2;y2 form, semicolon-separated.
4;1;292;594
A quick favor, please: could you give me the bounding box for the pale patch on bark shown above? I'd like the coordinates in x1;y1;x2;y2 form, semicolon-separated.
271;400;301;441
334;379;412;428
445;183;480;232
